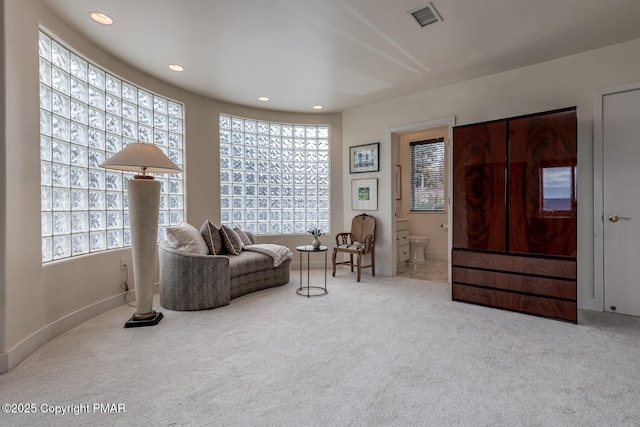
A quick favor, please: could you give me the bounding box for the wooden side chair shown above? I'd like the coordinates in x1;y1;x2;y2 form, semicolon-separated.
332;214;376;282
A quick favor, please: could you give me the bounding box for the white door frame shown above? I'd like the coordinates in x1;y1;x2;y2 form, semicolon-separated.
592;81;640;311
388;116;456;282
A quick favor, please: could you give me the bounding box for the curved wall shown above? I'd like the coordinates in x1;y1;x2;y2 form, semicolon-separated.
1;0;343;372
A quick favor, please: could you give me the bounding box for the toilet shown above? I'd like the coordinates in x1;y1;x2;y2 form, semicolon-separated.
408;236;429;263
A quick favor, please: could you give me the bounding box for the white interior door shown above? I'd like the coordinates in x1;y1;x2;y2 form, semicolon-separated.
603;88;640;316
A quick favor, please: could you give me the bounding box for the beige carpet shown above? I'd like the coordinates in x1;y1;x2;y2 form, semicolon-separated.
1;270;639;426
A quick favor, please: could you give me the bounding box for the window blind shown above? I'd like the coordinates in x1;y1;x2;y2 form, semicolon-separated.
410;138;445;211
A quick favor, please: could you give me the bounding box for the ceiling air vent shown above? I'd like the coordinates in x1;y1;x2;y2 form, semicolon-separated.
408;3;442;28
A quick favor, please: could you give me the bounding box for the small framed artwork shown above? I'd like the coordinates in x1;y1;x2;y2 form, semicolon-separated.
395;165;401;200
352;178;378;211
350;142;380;174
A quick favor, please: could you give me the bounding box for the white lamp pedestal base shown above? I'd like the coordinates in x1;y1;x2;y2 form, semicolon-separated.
124;176;162;328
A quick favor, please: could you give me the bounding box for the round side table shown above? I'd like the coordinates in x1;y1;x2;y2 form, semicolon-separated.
296;245;328;297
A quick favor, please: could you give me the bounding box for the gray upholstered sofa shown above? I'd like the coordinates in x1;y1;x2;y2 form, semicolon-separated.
158;223;291;311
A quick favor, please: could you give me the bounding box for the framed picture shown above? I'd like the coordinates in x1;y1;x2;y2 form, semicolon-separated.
395;165;401;200
350;142;380;173
352;178;378;211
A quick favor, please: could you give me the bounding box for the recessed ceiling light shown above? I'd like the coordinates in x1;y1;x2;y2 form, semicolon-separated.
312;105;323;110
258;96;270;102
168;64;184;72
90;12;114;26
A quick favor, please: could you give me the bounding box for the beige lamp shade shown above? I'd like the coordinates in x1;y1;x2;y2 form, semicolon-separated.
99;142;182;174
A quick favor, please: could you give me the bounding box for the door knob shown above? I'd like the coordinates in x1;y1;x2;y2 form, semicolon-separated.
608;215;631;223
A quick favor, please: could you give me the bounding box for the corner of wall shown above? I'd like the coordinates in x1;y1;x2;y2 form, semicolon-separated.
0;353;8;374
0;0;7;361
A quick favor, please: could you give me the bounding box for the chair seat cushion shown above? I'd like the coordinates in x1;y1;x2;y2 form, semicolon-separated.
336;243;364;252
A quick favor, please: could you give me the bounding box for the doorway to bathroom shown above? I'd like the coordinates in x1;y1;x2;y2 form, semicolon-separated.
389;117;455;284
397;259;449;282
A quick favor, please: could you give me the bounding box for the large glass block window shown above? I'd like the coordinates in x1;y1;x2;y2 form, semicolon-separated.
410;138;445;211
39;31;185;263
219;115;330;235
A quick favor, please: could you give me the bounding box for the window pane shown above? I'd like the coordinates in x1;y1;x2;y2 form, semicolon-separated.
542;166;576;212
410;139;445;211
220;115;330;235
39;30;185;263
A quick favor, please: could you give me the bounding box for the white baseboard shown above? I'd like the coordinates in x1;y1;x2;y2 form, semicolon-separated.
578;296;601;311
0;284;158;374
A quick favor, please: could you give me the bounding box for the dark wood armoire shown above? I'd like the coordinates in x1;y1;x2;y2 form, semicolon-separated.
452;107;577;322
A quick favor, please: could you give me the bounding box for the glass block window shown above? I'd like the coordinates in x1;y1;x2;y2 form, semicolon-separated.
219;115;330;235
39;30;185;263
410;138;445;211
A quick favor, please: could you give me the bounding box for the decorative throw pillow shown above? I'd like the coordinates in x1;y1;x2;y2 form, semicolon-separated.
200;220;224;255
220;225;243;255
245;230;256;245
234;227;253;247
165;222;210;255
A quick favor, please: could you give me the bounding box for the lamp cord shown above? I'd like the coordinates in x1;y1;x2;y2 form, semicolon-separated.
121;265;136;308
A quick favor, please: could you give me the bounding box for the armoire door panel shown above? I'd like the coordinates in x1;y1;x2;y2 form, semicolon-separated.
452;121;507;251
508;110;577;257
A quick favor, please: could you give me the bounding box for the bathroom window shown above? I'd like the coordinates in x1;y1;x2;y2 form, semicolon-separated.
410;138;445;211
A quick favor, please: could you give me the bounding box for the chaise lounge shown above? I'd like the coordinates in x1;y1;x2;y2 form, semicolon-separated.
158;221;292;311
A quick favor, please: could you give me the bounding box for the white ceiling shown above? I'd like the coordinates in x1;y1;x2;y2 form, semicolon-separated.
42;0;640;113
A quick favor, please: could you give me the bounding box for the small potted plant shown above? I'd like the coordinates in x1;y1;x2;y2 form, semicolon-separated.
308;227;325;249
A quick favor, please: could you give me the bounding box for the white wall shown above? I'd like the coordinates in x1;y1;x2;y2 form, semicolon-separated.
343;37;640;302
0;0;6;372
1;0;343;372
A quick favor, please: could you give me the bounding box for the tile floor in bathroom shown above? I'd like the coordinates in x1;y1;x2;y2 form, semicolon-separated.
397;259;449;283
